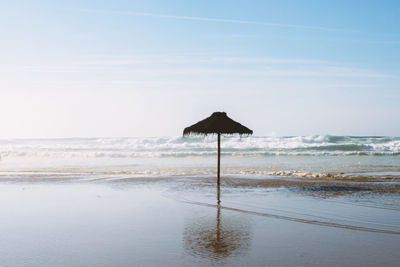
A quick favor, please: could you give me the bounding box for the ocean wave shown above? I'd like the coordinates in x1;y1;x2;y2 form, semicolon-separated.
0;135;399;159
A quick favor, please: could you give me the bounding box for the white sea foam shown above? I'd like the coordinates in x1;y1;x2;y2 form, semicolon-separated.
0;135;399;178
0;135;399;160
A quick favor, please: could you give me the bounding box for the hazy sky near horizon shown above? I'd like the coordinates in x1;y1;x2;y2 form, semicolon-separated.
1;0;399;138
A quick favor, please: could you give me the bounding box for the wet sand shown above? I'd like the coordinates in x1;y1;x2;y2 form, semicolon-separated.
0;177;399;266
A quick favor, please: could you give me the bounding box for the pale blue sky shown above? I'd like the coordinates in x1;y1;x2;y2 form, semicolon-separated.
1;0;399;137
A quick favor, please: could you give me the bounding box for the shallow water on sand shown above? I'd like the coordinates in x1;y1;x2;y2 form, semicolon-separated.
0;180;399;267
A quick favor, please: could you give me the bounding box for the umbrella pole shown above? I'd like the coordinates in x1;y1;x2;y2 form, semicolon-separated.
217;133;221;203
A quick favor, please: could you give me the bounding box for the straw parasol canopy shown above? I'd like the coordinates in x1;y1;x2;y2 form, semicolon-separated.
183;112;253;136
183;112;253;203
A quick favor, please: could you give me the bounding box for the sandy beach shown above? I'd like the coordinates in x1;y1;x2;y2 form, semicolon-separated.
0;175;399;267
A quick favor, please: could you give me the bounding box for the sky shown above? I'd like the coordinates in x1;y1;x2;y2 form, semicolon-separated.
0;0;399;138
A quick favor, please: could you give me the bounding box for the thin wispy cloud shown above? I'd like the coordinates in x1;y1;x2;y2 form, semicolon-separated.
72;56;331;66
1;55;394;79
214;34;400;47
1;65;392;79
123;67;392;78
127;11;343;32
70;8;344;32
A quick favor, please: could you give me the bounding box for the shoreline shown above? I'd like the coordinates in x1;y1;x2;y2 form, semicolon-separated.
0;173;399;195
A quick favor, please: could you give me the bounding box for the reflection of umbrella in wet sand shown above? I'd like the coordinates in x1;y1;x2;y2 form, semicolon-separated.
183;205;251;261
183;112;253;203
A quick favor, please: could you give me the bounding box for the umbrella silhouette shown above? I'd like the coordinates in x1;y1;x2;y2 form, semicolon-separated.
183;112;253;203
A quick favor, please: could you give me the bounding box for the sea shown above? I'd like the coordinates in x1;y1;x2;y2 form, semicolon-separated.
0;135;399;180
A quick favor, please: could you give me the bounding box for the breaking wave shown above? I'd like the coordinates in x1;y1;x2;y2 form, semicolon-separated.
0;135;399;159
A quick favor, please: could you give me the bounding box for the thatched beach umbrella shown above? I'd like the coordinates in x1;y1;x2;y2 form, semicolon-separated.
183;112;253;203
